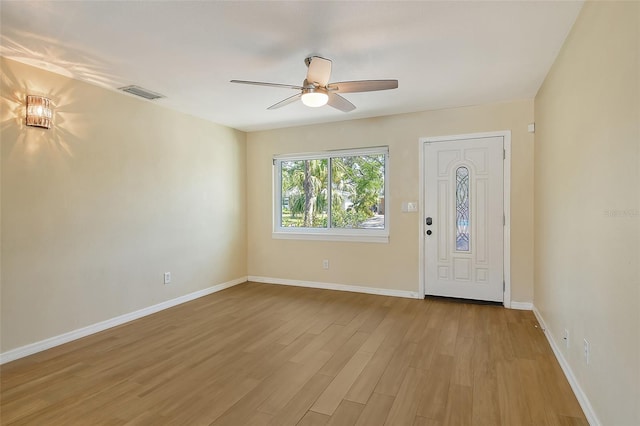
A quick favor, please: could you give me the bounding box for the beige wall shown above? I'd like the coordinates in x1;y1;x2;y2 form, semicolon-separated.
534;2;639;425
0;58;247;353
247;100;534;303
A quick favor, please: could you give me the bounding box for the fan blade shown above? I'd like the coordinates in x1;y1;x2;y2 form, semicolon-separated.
267;93;302;110
306;56;332;86
327;80;398;93
230;80;303;90
327;93;355;112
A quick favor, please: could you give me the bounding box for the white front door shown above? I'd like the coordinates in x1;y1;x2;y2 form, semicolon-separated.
424;136;504;302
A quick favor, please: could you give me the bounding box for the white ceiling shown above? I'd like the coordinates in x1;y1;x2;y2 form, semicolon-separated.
1;1;583;132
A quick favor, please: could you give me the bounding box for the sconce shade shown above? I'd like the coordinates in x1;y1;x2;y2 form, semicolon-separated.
26;95;52;129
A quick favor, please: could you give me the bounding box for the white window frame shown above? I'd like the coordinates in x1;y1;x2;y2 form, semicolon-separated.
273;146;389;243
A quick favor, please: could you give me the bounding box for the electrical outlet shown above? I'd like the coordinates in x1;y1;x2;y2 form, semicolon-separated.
563;329;570;348
322;259;329;269
583;339;590;365
164;272;171;285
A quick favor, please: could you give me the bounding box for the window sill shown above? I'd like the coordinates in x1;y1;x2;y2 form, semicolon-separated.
272;231;389;244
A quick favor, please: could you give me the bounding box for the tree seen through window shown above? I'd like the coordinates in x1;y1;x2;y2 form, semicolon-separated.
279;153;385;230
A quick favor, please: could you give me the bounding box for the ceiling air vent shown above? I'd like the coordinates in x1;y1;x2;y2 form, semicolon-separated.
118;85;165;100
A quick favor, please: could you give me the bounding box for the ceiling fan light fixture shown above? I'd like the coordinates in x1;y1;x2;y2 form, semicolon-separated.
301;88;328;108
231;56;397;112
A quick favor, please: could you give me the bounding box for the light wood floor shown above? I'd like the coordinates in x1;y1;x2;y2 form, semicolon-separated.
1;282;587;425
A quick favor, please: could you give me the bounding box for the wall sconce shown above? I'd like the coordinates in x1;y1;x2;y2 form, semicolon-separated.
26;95;53;129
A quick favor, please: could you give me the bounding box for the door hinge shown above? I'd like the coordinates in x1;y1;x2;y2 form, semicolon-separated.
503;213;505;226
503;149;506;159
503;281;505;292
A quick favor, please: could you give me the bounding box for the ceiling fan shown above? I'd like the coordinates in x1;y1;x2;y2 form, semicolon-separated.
231;56;398;112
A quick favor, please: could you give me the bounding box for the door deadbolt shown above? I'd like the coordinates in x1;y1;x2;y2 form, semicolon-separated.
426;217;433;226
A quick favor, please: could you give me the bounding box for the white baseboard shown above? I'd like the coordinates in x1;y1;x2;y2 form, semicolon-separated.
533;306;600;426
0;276;247;365
510;301;533;310
248;276;421;299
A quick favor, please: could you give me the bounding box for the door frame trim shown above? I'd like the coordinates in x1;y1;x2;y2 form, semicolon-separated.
418;131;512;308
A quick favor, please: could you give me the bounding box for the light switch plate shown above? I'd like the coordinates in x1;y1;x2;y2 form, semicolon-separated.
402;201;418;213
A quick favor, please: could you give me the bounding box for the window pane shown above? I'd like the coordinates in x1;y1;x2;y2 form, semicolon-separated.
331;154;385;229
456;166;470;251
280;159;328;228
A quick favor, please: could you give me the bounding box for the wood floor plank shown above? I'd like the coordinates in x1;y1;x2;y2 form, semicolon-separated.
356;305;388;334
0;282;587;425
344;345;395;404
359;315;399;354
442;384;473;426
436;302;461;356
354;392;395;426
297;410;330;426
319;331;369;377
508;322;537;360
244;411;274;426
326;400;365;426
488;323;515;363
374;341;418;397
516;358;550;425
525;320;549;356
451;336;474;386
410;325;439;371
536;354;586;418
545;413;590;426
290;324;344;364
212;359;327;426
0;397;50;424
267;373;333;426
310;350;374;416
416;353;454;421
471;358;501;426
159;375;260;423
257;350;333;415
496;359;533;426
457;303;479;339
384;367;426;425
247;334;316;381
122;409;171;425
307;313;337;335
403;303;432;343
413;416;441;426
471;332;491;381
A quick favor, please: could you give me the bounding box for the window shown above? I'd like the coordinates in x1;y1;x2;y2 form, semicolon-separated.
455;166;470;251
274;147;389;243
